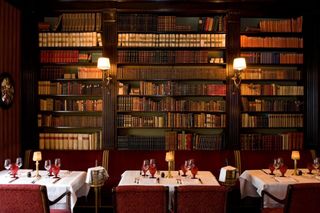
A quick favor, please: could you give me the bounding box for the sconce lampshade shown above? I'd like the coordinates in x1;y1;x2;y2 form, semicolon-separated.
291;151;300;160
97;57;110;70
233;57;246;70
32;151;42;161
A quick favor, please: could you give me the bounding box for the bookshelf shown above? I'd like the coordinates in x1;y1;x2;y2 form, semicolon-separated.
239;16;304;151
116;14;227;151
37;12;104;150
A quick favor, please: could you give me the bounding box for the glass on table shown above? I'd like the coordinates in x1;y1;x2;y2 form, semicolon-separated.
16;157;23;169
4;159;11;172
273;157;283;174
180;160;188;177
44;160;53;176
141;159;149;177
313;157;319;175
307;163;314;174
268;163;275;175
149;159;157;178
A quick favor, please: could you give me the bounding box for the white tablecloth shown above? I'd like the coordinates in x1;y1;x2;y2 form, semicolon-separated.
119;170;220;209
239;169;320;208
0;169;90;212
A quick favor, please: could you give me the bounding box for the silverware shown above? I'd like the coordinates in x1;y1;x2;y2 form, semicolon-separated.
156;177;160;184
198;178;203;184
52;177;61;184
8;177;18;183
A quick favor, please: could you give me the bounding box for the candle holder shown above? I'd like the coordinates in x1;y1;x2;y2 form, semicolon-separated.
33;151;42;179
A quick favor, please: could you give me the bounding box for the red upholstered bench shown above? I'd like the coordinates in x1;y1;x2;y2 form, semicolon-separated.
24;149;108;171
234;149;316;174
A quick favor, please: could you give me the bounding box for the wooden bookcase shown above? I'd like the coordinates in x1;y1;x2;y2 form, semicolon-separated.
239;16;304;150
37;12;104;150
115;13;228;150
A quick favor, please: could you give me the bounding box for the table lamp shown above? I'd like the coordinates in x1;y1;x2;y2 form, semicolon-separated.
33;151;42;179
165;151;174;178
291;151;300;175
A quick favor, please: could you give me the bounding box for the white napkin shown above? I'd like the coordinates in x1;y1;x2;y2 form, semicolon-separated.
85;166;109;184
274;176;297;183
139;178;158;185
181;178;200;185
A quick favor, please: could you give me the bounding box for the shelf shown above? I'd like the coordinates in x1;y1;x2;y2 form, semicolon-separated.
117;63;226;66
241;111;303;114
39;46;103;50
240;32;303;37
49;78;102;82
240;95;303;97
38;95;102;98
117;127;225;129
39;127;102;131
117;95;226;97
117;78;226;81
39;111;102;115
117;110;225;113
117;47;226;50
241;47;303;51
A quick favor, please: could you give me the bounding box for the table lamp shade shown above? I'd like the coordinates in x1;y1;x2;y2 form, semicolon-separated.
165;151;174;162
33;151;42;161
291;151;300;160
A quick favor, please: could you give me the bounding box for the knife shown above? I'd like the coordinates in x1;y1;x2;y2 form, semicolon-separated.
8;177;18;183
198;178;203;184
52;177;61;184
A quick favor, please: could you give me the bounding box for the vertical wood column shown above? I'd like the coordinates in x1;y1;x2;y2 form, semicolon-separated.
225;10;240;149
102;9;117;149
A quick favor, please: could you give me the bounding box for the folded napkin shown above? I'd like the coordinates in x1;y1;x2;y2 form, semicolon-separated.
181;178;201;185
86;166;109;185
139;178;158;185
274;176;297;183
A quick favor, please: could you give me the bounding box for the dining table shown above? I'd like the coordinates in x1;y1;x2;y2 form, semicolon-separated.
239;168;320;208
0;169;90;212
118;170;220;209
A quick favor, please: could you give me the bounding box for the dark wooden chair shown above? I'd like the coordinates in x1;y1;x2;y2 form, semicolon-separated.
174;185;228;213
113;185;169;213
0;184;71;213
261;183;320;213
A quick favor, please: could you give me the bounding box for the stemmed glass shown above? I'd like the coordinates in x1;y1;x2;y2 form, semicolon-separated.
149;159;157;178
141;159;149;177
44;160;52;176
4;159;11;172
273;157;283;175
180;160;188;177
52;158;61;178
16;157;23;169
313;157;319;175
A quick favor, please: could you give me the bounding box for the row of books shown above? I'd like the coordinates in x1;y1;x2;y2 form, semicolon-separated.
60;13;102;32
39;132;102;150
40;67;102;80
37;114;102;127
40;50;102;64
38;81;102;95
241;97;302;112
241;68;301;80
240;36;303;48
258;16;303;33
118;33;225;47
241;52;303;64
117;14;226;32
118;50;223;64
117;132;223;151
117;96;226;112
39;98;103;111
117;113;226;128
117;67;226;80
119;81;226;96
240;84;304;96
240;132;303;150
39;32;102;47
241;113;303;128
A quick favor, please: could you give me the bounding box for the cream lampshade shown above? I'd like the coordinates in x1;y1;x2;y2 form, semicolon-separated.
165;151;174;178
233;57;247;70
97;57;110;70
291;151;300;175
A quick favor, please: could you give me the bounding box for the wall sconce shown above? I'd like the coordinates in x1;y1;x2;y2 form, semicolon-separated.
97;57;111;86
232;57;246;89
291;150;300;175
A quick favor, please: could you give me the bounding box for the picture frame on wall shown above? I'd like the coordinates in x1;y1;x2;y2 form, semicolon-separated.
0;72;15;109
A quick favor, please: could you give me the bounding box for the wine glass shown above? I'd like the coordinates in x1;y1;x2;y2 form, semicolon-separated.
44;160;52;176
279;164;288;177
141;159;149;177
54;158;61;168
191;165;198;179
52;158;61;178
16;157;23;169
180;160;188;177
273;158;283;175
4;159;11;173
187;159;195;170
149;159;157;178
268;163;275;175
307;163;314;174
313;157;319;175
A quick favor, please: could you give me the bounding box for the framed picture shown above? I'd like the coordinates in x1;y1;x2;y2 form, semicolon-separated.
0;72;15;109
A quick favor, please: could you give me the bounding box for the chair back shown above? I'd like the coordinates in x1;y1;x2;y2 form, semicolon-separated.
174;185;228;213
113;185;169;213
0;184;50;213
285;183;320;213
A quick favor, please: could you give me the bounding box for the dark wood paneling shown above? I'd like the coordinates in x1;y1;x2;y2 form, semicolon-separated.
0;0;21;168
